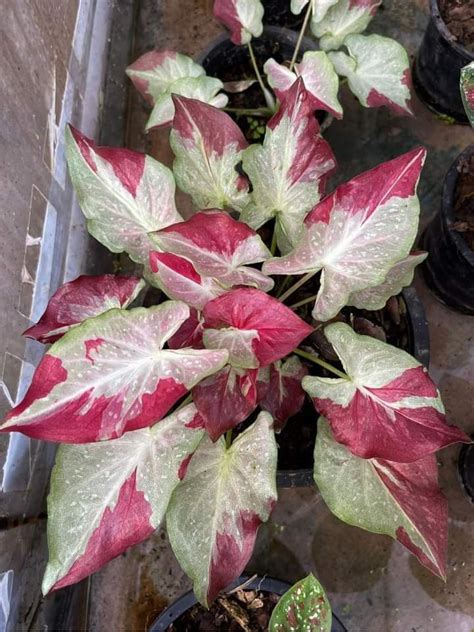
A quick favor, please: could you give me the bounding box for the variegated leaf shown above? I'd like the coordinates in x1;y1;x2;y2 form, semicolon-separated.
264;52;343;119
126;50;205;103
24;275;145;344
461;61;474;127
170;95;250;212
241;79;336;254
1;302;228;443
167;412;277;605
259;356;308;429
291;0;339;22
203;328;260;369
314;417;448;579
193;366;258;440
66;126;181;263
348;252;427;310
42;404;204;593
150;210;273;291
269;573;332;632
329;34;414;116
303;323;469;462
214;0;264;45
263;148;426;321
311;0;381;51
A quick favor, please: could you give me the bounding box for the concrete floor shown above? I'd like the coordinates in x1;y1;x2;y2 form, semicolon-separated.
89;1;474;630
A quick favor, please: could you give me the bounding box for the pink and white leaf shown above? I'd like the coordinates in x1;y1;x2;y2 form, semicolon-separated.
168;308;205;350
193;365;258;440
303;323;469;462
259;356;308;430
203;289;313;367
311;0;381;51
24;275;145;344
314;418;448;579
461;61;474;127
1;302;228;443
203;328;260;369
149;252;226;310
264;52;343;119
126;50;205;104
167;411;277;606
348;252;427;310
263;148;426;321
329;34;414;116
66;126;181;264
151;210;274;291
42;404;204;593
170;96;250;212
241;79;337;253
214;0;264;45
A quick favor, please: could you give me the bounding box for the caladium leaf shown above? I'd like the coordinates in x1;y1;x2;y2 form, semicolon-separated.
168;308;205;350
314;417;448;579
24;275;145;344
66;126;181;264
303;323;469;462
291;0;339;23
214;0;264;45
269;573;332;632
203;328;260;369
149;252;226;310
329;34;414;116
146;77;228;131
311;0;381;51
1;302;228;443
167;411;277;605
150;210;274;291
348;252;427;310
263;148;426;321
170;95;250;212
193;366;258;440
258;356;308;429
461;61;474;127
241;79;337;253
42;404;204;593
203;288;313;367
264;52;343;119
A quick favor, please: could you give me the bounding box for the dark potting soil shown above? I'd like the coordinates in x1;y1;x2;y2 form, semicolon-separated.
452;153;474;250
167;588;280;631
439;0;474;51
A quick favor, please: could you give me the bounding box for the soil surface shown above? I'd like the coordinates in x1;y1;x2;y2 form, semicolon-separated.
452;153;474;250
167;588;280;631
439;0;474;51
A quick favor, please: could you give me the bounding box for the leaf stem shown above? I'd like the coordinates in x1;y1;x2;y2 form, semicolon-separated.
279;272;315;303
247;42;276;110
225;429;233;449
289;294;318;310
270;228;278;256
294;348;348;379
289;1;313;72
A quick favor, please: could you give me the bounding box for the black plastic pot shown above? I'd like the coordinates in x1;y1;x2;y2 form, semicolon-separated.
276;287;431;488
261;0;305;29
413;0;474;123
149;576;347;632
422;145;474;315
458;441;474;502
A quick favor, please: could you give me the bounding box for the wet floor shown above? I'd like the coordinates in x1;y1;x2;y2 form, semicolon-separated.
89;1;474;630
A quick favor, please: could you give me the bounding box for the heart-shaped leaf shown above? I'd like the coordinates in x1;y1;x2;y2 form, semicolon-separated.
167;411;277;606
151;210;274;291
461;61;474;127
203;288;313;367
258;356;308;429
263;148;426;321
1;302;228;443
42;404;204;593
329;34;414;116
66;126;181;263
170;95;250;212
303;323;469;462
214;0;264;44
242;79;337;253
311;0;381;51
24;275;145;344
314;417;448;579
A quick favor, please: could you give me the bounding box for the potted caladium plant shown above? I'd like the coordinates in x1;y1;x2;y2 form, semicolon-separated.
1;0;470;615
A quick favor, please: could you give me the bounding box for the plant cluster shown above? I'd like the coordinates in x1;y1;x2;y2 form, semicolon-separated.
1;0;469;615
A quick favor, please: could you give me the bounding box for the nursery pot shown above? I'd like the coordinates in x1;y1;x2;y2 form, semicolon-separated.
422;144;474;314
413;0;474;123
149;576;347;631
261;0;305;29
276;287;430;488
458;441;474;502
